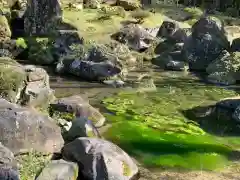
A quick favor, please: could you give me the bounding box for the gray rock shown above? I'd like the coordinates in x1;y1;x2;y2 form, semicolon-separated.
206;50;240;85
21;66;55;108
112;24;155;51
36;159;78;180
62;137;139;180
182;16;230;71
55;43;123;81
64;116;101;142
0;98;64;154
157;21;191;43
50;95;105;127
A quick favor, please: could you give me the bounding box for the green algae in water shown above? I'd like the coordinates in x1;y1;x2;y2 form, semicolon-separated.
102;79;240;170
103;121;232;170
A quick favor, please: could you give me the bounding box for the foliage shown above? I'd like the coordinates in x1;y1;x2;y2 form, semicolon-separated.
27;38;55;65
16;151;51;180
16;37;27;49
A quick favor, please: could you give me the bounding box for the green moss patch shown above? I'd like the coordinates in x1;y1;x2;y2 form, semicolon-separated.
102;76;240;170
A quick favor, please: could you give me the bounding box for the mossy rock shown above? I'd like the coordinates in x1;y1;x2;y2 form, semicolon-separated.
0;15;11;40
0;57;26;102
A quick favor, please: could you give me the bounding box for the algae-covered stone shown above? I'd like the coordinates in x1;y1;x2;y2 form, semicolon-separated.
0;15;11;40
0;57;26;103
36;159;78;180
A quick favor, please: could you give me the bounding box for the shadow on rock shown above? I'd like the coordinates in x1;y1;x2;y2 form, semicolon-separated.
181;104;240;137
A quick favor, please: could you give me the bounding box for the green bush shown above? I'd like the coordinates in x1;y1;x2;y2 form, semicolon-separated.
27;38;55;65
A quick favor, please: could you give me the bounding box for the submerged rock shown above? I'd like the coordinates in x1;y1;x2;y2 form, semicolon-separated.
62;137;139;180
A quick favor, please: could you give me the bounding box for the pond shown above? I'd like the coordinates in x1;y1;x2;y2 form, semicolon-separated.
46;65;240;173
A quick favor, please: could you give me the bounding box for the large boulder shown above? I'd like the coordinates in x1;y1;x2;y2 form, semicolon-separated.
0;98;64;154
62;137;139;180
50;95;105;127
36;159;78;180
20;65;56;108
182;16;230;71
206;51;240;85
111;24;155;51
55;43;123;81
0;143;20;180
24;0;62;35
0;57;26;103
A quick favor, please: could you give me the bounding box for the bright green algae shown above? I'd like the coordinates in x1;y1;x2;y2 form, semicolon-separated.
102;77;240;170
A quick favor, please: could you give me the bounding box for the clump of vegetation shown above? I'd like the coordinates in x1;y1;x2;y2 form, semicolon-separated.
16;37;27;49
16;151;51;180
131;9;151;24
102;75;240;170
27;38;55;65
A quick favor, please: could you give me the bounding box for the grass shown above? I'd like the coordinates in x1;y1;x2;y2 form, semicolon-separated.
62;6;163;42
102;75;240;170
16;151;51;180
